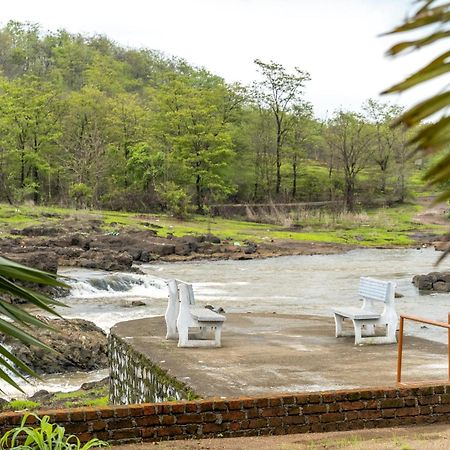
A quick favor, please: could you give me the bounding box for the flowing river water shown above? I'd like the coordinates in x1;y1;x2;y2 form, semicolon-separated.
5;247;450;398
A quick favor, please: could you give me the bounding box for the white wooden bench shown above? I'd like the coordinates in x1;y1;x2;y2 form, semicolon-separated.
164;279;225;347
164;279;195;340
333;277;397;345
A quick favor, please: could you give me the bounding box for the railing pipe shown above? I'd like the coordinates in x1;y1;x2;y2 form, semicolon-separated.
396;313;450;384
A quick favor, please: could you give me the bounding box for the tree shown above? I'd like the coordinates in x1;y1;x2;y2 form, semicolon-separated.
0;257;67;391
363;99;404;194
252;60;310;196
326;111;373;211
152;71;236;213
382;0;449;201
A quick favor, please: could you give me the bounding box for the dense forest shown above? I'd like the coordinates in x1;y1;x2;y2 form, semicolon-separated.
0;21;414;216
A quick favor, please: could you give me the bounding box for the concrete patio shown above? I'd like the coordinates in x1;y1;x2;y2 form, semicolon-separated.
111;313;449;399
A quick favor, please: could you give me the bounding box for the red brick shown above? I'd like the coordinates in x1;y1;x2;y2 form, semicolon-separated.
419;406;433;415
358;410;382;420
185;403;198;413
134;415;160;427
295;394;309;405
255;398;269;408
248;418;267;429
64;422;89;434
114;407;130;418
128;405;145;416
107;418;134;430
246;408;259;419
307;394;321;404
404;397;417;407
381;409;396;418
346;392;361;401
267;417;283;427
110;428;141;441
90;420;107;432
327;403;340;413
161;404;172;414
221;411;246;421
228;421;241;431
380;398;404;408
157;426;183;437
202;411;220;422
286;406;300;415
141;427;157;439
176;414;203;424
283;415;306;425
160;415;176;425
84;409;100;421
302;404;327;414
441;393;450;404
171;403;186;414
281;396;295;405
260;407;286;417
242;398;255;408
320;413;344;423
212;401;227;411
228;399;242;410
198;400;214;412
202;422;227;433
69;410;85;422
366;400;378;409
268;397;283;407
99;408;114;419
434;404;450;413
345;411;359;421
340;401;364;411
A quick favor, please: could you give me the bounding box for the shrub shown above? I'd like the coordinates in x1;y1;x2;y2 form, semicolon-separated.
0;413;109;449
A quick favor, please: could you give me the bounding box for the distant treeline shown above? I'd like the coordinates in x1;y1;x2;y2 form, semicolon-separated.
0;21;415;215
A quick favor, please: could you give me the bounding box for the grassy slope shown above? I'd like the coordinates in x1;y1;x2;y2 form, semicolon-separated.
0;201;446;247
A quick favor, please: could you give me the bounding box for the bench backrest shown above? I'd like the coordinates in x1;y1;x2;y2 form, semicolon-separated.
359;277;395;304
171;279;195;305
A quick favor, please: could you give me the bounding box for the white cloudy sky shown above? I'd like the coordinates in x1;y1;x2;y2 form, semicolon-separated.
1;0;442;117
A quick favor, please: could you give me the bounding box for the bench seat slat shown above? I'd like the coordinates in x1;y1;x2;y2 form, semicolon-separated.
333;307;381;320
190;307;225;322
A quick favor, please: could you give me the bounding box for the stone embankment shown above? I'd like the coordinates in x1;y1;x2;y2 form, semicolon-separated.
412;272;450;292
0;317;108;374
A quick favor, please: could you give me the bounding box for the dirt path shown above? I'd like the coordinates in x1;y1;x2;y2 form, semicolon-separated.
415;197;449;226
112;423;450;449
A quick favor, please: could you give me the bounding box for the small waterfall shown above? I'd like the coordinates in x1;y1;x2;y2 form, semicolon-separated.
66;273;168;299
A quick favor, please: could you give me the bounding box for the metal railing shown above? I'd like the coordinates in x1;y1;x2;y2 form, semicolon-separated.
396;313;450;384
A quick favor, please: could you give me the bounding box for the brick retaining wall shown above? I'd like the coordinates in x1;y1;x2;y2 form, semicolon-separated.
1;384;450;445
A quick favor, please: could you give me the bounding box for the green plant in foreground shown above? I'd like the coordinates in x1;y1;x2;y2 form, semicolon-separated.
0;413;109;449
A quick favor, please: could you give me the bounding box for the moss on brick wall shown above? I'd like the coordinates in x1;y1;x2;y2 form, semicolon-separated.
108;333;197;405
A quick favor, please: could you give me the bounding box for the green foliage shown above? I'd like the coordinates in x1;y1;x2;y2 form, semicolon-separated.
69;183;93;209
0;256;68;391
156;182;191;218
0;413;109;449
383;1;450;201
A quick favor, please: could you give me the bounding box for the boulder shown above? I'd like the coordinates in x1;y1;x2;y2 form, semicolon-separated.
0;318;108;375
433;281;450;293
412;274;434;290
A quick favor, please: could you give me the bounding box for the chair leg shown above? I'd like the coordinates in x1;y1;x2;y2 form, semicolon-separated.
214;325;222;347
353;321;363;345
334;314;344;337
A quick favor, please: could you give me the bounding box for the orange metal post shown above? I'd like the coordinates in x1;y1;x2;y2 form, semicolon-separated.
397;316;404;384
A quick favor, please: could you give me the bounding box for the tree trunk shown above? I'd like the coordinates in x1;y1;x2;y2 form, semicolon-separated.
345;176;355;212
291;154;297;199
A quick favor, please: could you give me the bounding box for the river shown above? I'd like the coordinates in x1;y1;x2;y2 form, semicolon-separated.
6;247;450;398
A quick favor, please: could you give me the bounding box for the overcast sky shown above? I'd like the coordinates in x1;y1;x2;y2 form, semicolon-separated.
1;0;440;117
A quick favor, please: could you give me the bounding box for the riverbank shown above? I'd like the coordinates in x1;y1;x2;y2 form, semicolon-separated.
0;201;447;275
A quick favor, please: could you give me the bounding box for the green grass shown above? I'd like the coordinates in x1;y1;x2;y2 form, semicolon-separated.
6;399;40;411
0;200;446;248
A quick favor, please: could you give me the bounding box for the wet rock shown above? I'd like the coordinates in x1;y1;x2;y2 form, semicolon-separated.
29;390;52;402
412;274;433;290
433;281;450;293
204;234;221;244
11;225;60;237
132;300;146;307
0;318;108;375
243;242;258;254
413;272;450;293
